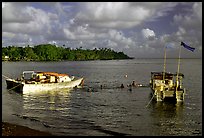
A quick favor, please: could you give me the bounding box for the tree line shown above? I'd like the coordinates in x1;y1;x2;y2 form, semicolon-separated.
2;44;132;61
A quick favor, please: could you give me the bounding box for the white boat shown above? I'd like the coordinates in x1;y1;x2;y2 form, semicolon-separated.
5;71;84;94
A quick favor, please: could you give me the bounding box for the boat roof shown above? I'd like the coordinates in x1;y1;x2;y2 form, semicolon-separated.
22;71;69;77
151;72;184;77
37;72;69;77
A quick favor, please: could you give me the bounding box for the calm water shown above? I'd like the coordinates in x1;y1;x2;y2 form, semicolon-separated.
2;59;202;136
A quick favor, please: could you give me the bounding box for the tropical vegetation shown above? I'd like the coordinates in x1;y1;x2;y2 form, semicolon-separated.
2;44;132;61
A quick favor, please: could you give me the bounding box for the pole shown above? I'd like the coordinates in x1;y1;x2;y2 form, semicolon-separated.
163;46;166;81
176;44;182;91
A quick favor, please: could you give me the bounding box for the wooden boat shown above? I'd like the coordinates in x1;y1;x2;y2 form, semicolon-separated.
149;43;186;102
149;72;185;102
5;71;84;94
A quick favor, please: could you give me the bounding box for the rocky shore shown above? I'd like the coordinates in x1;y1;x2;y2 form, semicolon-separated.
2;122;53;136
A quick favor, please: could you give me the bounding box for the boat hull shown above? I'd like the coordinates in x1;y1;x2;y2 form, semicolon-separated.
150;86;185;102
6;78;84;94
149;72;185;102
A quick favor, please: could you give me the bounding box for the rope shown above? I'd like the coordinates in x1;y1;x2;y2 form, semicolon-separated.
145;93;155;108
7;83;22;92
2;74;12;79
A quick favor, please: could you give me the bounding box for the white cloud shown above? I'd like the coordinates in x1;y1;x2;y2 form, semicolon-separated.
2;32;15;38
2;2;202;58
106;40;118;48
141;28;156;40
107;29;135;49
168;2;202;52
69;18;75;24
2;2;7;8
75;2;177;29
2;3;58;36
49;41;57;45
193;2;202;22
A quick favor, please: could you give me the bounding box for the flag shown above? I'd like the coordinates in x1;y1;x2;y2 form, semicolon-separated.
181;41;195;52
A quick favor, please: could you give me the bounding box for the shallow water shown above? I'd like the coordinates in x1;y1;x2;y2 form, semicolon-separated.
2;59;202;136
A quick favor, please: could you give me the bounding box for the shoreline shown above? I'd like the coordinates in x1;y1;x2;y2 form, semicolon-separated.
2;122;53;136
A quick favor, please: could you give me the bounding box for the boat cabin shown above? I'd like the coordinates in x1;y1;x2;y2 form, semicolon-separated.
21;71;73;83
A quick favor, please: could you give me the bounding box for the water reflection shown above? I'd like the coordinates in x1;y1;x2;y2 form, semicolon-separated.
150;100;184;117
23;89;73;111
148;93;185;136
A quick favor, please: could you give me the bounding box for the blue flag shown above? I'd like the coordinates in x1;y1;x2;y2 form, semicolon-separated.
181;41;195;52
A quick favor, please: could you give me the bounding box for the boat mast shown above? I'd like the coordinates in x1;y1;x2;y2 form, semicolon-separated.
163;45;167;81
176;43;182;91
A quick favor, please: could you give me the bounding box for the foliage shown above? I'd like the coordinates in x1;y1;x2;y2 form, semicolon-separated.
2;44;132;61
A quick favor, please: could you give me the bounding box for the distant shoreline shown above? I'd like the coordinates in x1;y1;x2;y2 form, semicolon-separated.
2;57;202;62
2;58;134;62
2;122;53;136
2;44;132;61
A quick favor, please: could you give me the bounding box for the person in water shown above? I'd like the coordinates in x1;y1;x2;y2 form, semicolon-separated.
120;84;125;88
132;81;137;87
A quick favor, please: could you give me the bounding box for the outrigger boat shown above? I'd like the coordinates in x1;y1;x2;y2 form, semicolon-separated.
149;42;187;102
150;71;185;102
5;71;84;94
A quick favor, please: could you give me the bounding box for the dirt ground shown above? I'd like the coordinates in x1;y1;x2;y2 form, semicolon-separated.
2;122;53;136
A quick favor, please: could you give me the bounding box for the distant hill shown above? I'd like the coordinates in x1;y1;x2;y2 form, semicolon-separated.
2;44;133;61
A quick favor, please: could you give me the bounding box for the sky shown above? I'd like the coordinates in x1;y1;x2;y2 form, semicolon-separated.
2;2;202;58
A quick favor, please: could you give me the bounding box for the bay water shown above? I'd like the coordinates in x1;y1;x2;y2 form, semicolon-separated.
2;59;202;136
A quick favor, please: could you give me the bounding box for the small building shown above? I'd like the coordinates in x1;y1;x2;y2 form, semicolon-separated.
3;56;9;61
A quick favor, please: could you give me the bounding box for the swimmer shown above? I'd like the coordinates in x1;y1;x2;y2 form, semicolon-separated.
120;84;125;88
132;81;137;87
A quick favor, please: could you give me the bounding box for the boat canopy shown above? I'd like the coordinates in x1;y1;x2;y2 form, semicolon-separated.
36;72;69;77
151;72;184;80
21;71;69;79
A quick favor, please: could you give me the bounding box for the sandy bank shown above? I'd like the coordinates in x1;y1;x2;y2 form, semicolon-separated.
2;122;53;136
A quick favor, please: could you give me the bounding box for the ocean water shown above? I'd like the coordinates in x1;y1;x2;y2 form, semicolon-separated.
2;59;202;136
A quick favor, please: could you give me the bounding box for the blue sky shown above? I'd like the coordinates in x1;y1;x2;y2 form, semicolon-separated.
2;2;202;58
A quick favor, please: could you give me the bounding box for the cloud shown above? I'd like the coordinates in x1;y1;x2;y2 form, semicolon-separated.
193;2;202;22
169;2;202;50
141;28;156;40
2;3;58;36
2;3;33;23
2;2;202;58
2;2;7;8
75;2;177;29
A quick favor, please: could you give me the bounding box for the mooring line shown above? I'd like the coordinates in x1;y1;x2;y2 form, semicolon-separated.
145;93;155;108
2;74;12;79
7;83;22;92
